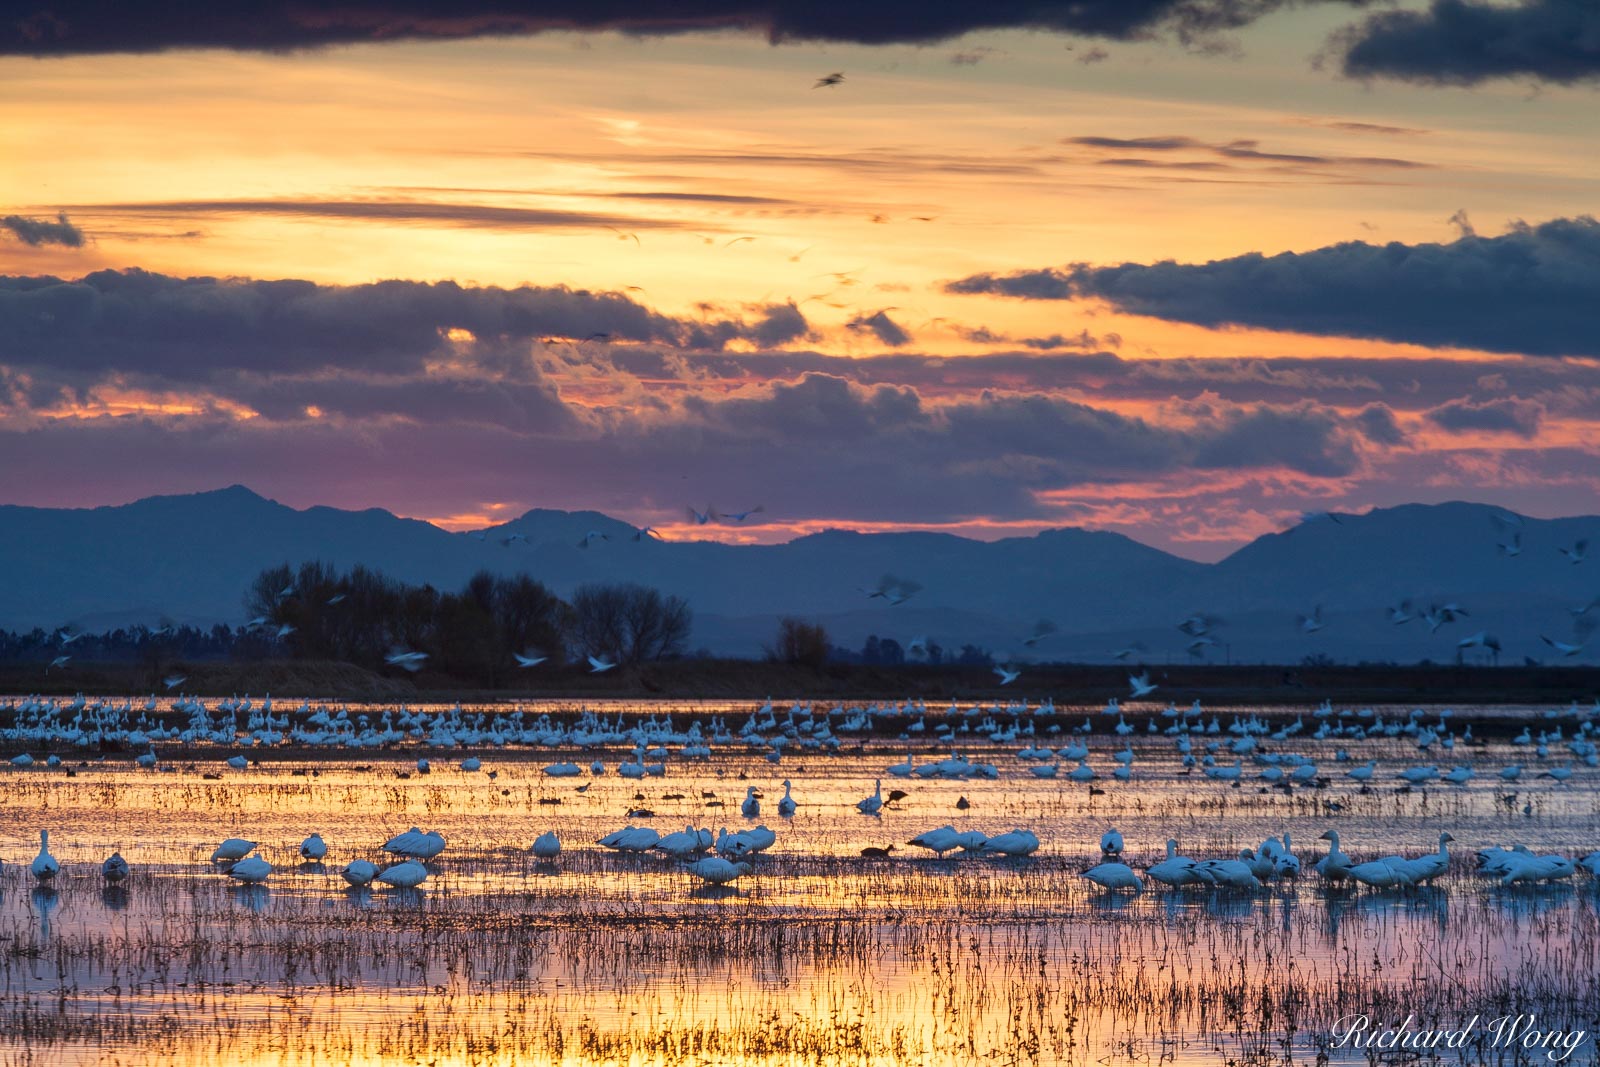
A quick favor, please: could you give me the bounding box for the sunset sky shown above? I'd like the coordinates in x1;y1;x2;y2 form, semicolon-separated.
3;0;1598;559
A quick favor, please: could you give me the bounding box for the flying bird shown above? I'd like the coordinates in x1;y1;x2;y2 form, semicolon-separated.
514;651;547;668
1541;635;1585;658
993;665;1021;686
49;655;70;669
1560;539;1589;564
501;532;529;547
686;506;714;526
577;530;610;549
1297;605;1326;634
813;72;845;88
721;505;765;522
1497;533;1522;557
1128;672;1157;699
275;624;296;639
633;526;663;541
588;655;617;674
1110;643;1146;661
1177;614;1219;637
385;648;428;672
1021;620;1058;648
163;674;187;690
1387;600;1416;625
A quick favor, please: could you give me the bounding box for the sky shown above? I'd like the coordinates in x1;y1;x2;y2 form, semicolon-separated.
3;0;1599;560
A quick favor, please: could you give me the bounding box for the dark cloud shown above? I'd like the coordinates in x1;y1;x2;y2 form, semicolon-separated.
1020;329;1121;350
1336;0;1600;86
1426;397;1543;438
847;310;911;347
2;1;1372;57
0;269;815;386
1355;403;1406;444
2;212;85;248
1066;134;1430;170
63;199;688;233
947;216;1600;358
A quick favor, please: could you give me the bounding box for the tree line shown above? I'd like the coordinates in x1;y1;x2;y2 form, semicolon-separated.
244;562;691;684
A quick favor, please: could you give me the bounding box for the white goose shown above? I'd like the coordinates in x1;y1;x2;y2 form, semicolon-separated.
856;780;884;816
777;780;797;817
1147;839;1214;887
531;831;562;859
1082;861;1142;891
210;838;257;864
1315;830;1353;881
377;861;428;889
741;786;760;818
339;859;378;887
31;830;59;881
102;851;130;882
685;856;752;885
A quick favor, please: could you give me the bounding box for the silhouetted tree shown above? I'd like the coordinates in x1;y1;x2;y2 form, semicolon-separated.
768;617;829;669
570;582;691;664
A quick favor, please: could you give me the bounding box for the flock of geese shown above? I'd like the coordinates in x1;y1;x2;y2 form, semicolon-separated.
1083;828;1600;892
10;813;1599;897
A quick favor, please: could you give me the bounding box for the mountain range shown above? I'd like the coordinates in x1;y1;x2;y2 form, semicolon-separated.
2;486;1596;664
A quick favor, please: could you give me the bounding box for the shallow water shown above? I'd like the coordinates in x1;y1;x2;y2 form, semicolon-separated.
2;699;1598;1065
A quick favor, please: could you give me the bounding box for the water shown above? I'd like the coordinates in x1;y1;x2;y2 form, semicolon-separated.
2;698;1598;1065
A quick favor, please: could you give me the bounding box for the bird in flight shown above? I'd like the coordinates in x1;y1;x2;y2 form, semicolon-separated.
577;530;609;549
385;649;428;672
686;506;714;526
514;651;547;668
1110;643;1145;661
326;593;346;605
501;532;529;547
49;655;70;670
1541;635;1585;657
163;674;187;690
1128;672;1157;698
633;526;663;541
275;624;296;639
1387;600;1416;625
813;72;845;88
607;227;640;246
1497;532;1523;557
724;236;755;248
1297;605;1326;634
1021;620;1058;648
588;655;617;674
1560;539;1590;564
722;505;764;522
993;665;1021;686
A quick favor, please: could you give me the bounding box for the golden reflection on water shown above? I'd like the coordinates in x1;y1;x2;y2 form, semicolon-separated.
2;705;1598;1065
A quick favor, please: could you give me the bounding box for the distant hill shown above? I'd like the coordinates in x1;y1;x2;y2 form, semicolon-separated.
1;487;1596;663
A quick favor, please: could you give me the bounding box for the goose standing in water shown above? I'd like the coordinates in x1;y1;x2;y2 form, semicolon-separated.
1147;840;1214;887
299;833;327;861
31;830;60;881
531;831;561;859
377;861;428;889
741;786;760;818
1387;832;1454;885
1100;828;1124;858
777;780;797;817
1082;860;1142;891
339;859;378;887
226;854;272;884
1315;830;1353;882
856;780;884;816
211;838;257;864
686;856;752;885
980;829;1040;857
102;852;130;882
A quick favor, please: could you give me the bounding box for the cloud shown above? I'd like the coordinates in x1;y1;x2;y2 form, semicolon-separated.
1355;403;1407;444
1335;0;1600;86
0;269;815;386
2;212;85;248
947;216;1600;358
846;310;911;347
63;198;690;233
1065;134;1430;170
3;1;1372;57
1426;397;1543;438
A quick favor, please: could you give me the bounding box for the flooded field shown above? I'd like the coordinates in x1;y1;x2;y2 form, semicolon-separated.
2;696;1599;1065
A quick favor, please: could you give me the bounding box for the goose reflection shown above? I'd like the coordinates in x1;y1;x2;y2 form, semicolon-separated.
101;884;130;912
31;885;60;938
230;884;271;912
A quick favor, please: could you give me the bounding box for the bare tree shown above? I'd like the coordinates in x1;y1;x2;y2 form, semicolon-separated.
572;583;691;664
768;617;829;669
